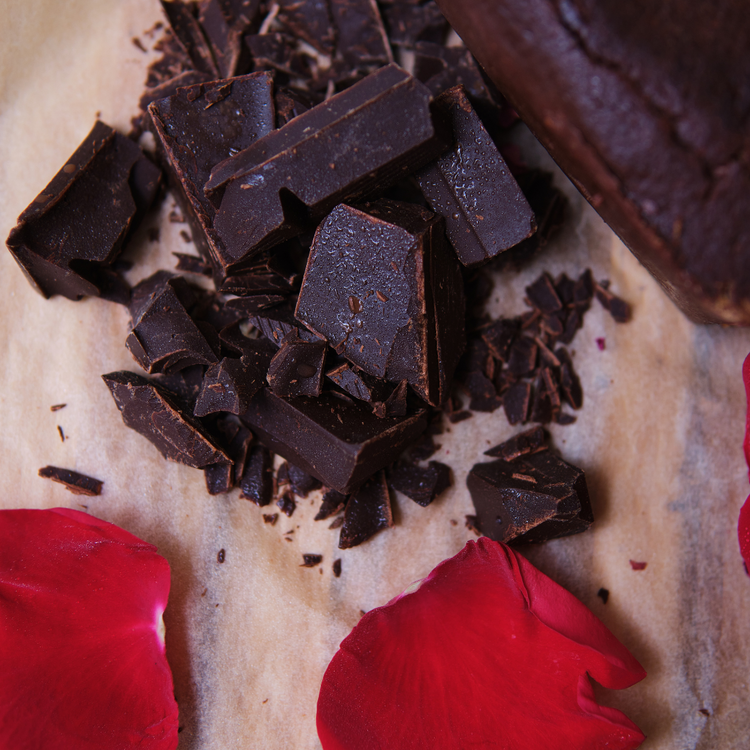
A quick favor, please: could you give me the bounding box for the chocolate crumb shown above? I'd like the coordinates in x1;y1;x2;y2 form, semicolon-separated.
217;549;225;563
38;466;103;496
332;558;342;577
57;425;66;442
597;587;610;604
277;491;297;517
262;513;279;525
301;554;323;567
50;403;67;412
132;36;147;52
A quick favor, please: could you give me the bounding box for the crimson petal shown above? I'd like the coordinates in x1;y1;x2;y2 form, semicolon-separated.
0;508;178;749
318;538;645;749
739;354;750;568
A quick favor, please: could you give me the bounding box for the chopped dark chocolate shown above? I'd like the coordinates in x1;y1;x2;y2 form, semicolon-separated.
557;348;583;410
204;417;252;493
595;282;633;323
381;2;447;47
481;318;519;363
102;371;231;468
506;336;537;378
295;199;465;406
50;403;67;412
217;548;226;563
417;85;536;266
267;336;327;397
371;380;408;419
7;121;160;301
38;466;103;497
197;0;257;78
526;272;562;314
205;65;448;270
406;430;440;461
241;387;428;494
387;460;451;507
159;0;219;77
301;553;323;567
276;0;335;55
326;362;391;403
315;488;348;520
287;462;323;497
277;491;297;516
467;450;593;544
502;381;531;426
239;444;274;505
194;356;267;416
249;304;322;347
485;425;547;461
338;470;393;549
126;272;220;374
328;0;393;70
332;558;342;577
263;513;279;525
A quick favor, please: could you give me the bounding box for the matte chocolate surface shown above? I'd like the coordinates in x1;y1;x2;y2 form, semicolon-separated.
338;470;393;548
241;387;428;494
467;449;593;544
295;199;465;406
38;466;104;496
205;65;447;269
103;371;231;468
417;85;535;266
6;121;160;300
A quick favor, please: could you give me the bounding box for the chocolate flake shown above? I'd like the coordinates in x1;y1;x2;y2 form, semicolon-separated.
387;460;451;507
332;558;342;577
597;587;610;604
50;403;67;412
277;491;297;516
301;553;323;568
263;513;279;525
239;445;274;505
38;466;103;496
338;470;393;549
315;488;348;520
484;425;547;460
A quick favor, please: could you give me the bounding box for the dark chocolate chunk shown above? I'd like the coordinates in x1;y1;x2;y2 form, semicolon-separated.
467;450;593;544
595;282;632;323
249;304;322;347
245;32;311;78
371;380;408;419
267;336;327;397
387;460;451;507
529;369;556;424
239;444;274;505
506;336;537;378
502;381;531;425
204;418;252;494
197;0;257;78
417;85;535;266
148;72;276;276
332;558;342;577
50;404;67;412
38;466;103;497
194;356;267;416
381;2;448;47
556;348;583;410
484;425;547;460
126;273;220;374
103;371;231;468
338;470;393;548
287;462;323;497
159;0;219;77
326;362;391;403
205;65;447;270
301;553;323;567
277;491;297;516
7;121;160;300
217;548;226;563
329;0;392;70
406;429;440;461
315;488;348;520
241;387;428;494
296;200;465;406
481;318;519;363
526;272;563;314
152;364;207;411
276;0;335;55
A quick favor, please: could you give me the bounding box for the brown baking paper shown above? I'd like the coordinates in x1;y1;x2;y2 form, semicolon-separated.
2;2;750;747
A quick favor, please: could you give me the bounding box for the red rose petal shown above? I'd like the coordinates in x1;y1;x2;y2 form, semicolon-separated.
317;538;645;750
740;354;750;569
0;508;178;749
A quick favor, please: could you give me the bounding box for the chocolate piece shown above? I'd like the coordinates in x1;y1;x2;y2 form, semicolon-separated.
436;0;750;324
502;381;531;425
381;2;447;47
417;86;535;266
50;404;67;412
296;200;465;406
239;444;274;505
326;363;391;403
595;282;632;323
338;470;393;548
205;65;447;270
332;558;342;577
406;430;439;461
276;0;335;55
159;0;219;77
371;380;409;419
387;460;451;507
249;304;321;347
126;272;220;374
481;318;519;363
152;364;206;411
315;488;348;520
7;121;160;300
556;348;583;410
245;32;311;78
38;466;103;497
263;513;279;525
204;419;253;494
287;463;323;497
467;450;593;544
506;336;537;378
597;588;610;604
103;371;231;468
174;252;213;276
197;0;257;77
301;553;323;567
267;336;327;397
277;491;297;516
329;0;392;70
484;425;547;460
329;516;345;530
148;72;276;276
194;356;267;416
526;272;562;314
241;387;428;494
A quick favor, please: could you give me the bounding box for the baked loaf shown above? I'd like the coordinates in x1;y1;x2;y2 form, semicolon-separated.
436;0;750;325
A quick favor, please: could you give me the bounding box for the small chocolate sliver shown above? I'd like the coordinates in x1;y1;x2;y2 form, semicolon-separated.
332;558;342;578
287;463;322;498
38;466;103;496
597;588;610;604
239;445;274;506
301;554;323;568
263;513;279;525
502;381;531;426
315;488;348;521
277;491;296;517
50;403;67;412
387;460;451;507
484;425;548;461
338;470;394;549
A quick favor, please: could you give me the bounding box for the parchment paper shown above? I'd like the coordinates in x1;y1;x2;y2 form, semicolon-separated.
2;2;750;748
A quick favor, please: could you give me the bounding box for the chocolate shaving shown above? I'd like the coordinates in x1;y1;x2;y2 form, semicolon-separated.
38;466;103;496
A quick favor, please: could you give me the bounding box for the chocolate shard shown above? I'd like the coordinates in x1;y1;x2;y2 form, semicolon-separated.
249;304;322;347
338;470;393;549
387;460;451;507
204;418;253;494
595;281;632;323
315;488;348;520
277;491;297;516
148;72;276;276
417;85;536;266
295;199;465;406
372;380;408;418
287;462;323;497
467;450;593;544
266;335;327;397
38;466;103;497
174;252;213;276
481;318;519;363
381;3;448;47
194;356;267;416
484;425;547;460
526;272;563;314
102;371;231;468
7;121;160;301
301;553;324;567
332;558;342;577
239;444;274;505
219;321;277;360
126;272;220;374
276;0;336;55
556;347;583;410
241;387;428;494
197;0;257;78
329;0;393;70
159;0;219;77
326;362;392;403
506;336;537;378
502;380;531;426
204;65;448;270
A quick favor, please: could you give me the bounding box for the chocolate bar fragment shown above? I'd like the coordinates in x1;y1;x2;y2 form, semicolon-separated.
338;470;393;548
241;387;428;493
197;0;258;78
266;336;327;397
194;356;267;416
467;449;593;544
387;460;451;507
381;2;448;47
315;488;348;520
103;371;231;468
417;86;535;266
295;200;465;406
484;425;546;461
38;466;103;497
205;65;448;270
126;272;220;374
7;121;160;301
435;0;750;324
148;72;275;276
239;444;274;505
159;0;219;77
